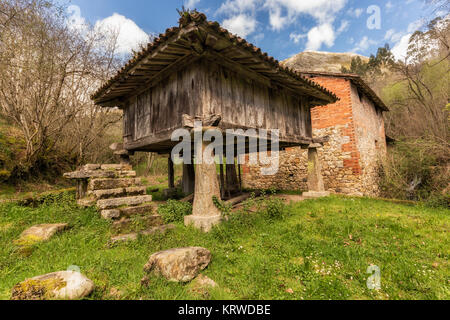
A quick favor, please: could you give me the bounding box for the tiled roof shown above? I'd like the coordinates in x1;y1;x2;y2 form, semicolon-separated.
92;11;338;106
300;71;389;112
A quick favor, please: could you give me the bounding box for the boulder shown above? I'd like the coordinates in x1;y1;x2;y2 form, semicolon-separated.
11;271;94;300
15;224;68;246
143;247;211;282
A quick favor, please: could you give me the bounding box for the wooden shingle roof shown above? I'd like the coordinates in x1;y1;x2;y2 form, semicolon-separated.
92;11;338;107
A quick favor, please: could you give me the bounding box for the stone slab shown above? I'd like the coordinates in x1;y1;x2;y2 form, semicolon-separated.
97;195;153;210
302;191;331;199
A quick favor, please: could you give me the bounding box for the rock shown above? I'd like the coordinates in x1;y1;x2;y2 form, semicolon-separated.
11;271;94;300
88;178;142;191
97;195;153;210
143;247;211;282
101;164;132;171
101;209;121;220
15;224;68;246
83;164;101;171
111;215;163;233
192;274;217;288
109;224;175;245
188;275;217;297
77;198;96;208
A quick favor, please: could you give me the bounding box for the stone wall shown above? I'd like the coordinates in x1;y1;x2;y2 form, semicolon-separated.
242;76;387;197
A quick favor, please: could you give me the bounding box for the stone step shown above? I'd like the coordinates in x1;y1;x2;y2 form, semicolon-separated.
82;164;132;171
90;186;147;200
119;203;157;218
111;215;164;234
64;170;136;180
88;178;142;191
77;198;96;208
100;203;156;220
109;224;175;245
97;195;153;210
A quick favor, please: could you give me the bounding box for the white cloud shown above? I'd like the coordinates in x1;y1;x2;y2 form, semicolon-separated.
289;32;306;44
67;5;88;32
94;14;150;55
263;0;347;29
222;14;257;38
386;1;394;10
347;7;363;18
407;19;424;32
384;28;404;43
392;34;411;60
305;23;335;51
216;0;348;50
217;0;258;14
67;5;150;55
352;36;378;53
184;0;201;9
337;20;350;33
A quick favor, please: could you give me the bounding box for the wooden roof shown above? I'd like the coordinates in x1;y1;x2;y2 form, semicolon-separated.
300;71;389;112
92;11;338;107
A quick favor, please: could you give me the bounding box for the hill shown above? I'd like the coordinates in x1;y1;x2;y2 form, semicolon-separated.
281;50;368;73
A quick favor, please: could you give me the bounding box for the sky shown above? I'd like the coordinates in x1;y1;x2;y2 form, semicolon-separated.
67;0;447;61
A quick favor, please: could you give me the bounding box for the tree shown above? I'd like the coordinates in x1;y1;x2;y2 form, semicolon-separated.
0;0;125;177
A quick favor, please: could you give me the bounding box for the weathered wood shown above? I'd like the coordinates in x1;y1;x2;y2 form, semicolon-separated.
120;58;315;153
225;191;262;206
225;162;240;196
168;157;175;189
182;162;195;196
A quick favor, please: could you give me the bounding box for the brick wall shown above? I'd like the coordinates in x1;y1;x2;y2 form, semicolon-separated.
242;76;387;196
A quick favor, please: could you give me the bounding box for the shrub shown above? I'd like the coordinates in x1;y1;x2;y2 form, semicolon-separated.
158;200;192;224
262;196;288;220
380;139;448;201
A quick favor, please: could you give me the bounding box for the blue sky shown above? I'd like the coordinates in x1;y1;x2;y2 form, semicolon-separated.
68;0;445;61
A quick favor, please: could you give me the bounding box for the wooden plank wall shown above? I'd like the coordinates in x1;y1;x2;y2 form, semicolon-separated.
123;59;312;145
200;59;311;140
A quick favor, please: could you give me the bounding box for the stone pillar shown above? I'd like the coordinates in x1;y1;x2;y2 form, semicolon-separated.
76;179;88;200
303;145;330;198
184;127;222;232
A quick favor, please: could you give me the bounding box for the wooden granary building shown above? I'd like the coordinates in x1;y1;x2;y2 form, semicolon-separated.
91;11;338;231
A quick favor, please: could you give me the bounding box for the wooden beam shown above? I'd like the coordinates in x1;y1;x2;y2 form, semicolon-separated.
168;156;175;189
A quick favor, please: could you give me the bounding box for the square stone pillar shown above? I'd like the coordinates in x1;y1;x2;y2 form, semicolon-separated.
184;127;222;232
303;145;330;198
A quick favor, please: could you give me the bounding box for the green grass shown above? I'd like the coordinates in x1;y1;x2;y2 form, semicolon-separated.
0;195;448;300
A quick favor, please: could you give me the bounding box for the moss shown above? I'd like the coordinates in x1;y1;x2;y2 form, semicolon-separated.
11;277;67;300
13;234;44;247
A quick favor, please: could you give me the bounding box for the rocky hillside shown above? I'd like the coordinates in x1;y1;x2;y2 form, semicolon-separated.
281;50;368;73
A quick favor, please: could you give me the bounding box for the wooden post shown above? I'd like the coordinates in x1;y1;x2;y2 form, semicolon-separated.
226;162;240;197
182;160;195;195
184;127;222;232
238;163;243;193
219;160;225;200
168;156;175;189
303;145;330;198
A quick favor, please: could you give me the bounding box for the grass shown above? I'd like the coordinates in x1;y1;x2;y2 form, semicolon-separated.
0;194;448;300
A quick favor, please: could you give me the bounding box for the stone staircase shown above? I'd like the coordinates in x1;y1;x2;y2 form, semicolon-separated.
64;164;174;243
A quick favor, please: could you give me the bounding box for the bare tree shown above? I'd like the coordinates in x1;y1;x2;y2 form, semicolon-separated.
0;0;126;175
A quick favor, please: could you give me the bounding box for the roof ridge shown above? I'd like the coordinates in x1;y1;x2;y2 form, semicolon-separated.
91;11;338;103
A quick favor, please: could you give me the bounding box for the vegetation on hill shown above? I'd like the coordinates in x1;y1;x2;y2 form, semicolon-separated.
282;51;369;73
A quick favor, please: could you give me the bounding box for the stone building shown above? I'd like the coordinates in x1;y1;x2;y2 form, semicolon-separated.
242;71;389;197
